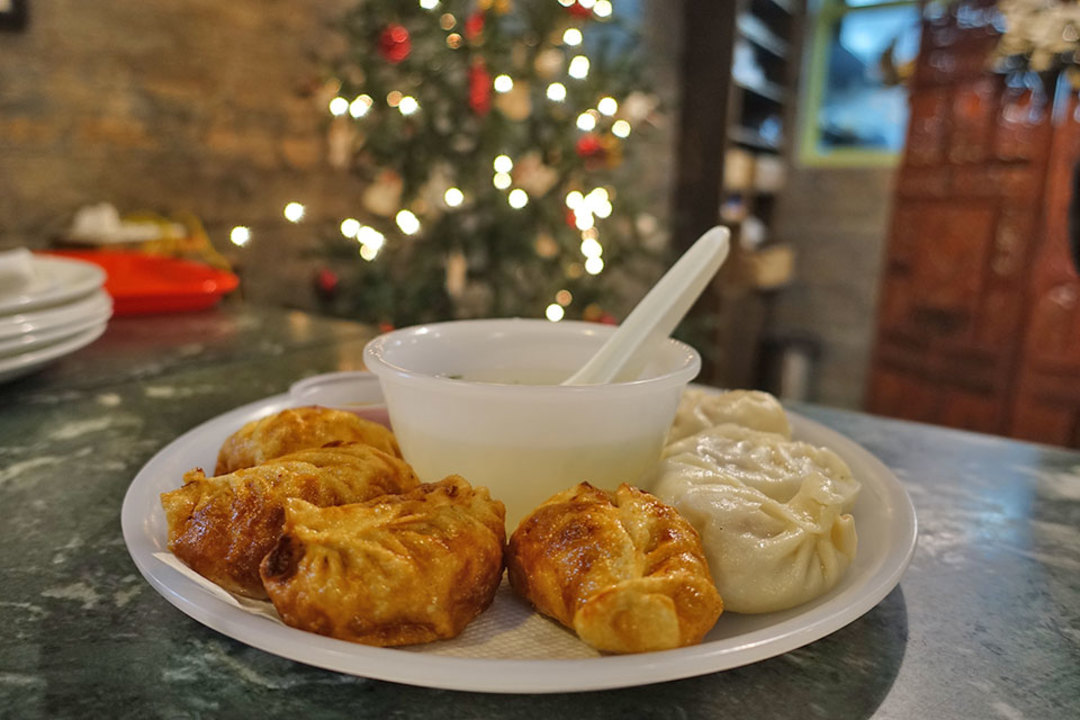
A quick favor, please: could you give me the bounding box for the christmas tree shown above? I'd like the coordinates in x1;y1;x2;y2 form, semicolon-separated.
313;0;663;328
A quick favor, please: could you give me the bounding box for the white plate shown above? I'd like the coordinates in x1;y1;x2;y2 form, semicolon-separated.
0;255;105;316
121;393;917;693
0;321;108;383
0;289;112;340
0;298;112;358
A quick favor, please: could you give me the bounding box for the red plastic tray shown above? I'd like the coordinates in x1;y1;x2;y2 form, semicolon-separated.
47;250;239;316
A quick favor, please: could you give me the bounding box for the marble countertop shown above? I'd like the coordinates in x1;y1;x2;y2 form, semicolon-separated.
1;304;1077;719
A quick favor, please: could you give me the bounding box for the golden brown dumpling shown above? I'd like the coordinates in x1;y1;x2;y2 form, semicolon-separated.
507;482;722;654
259;475;506;647
161;443;419;598
215;406;401;475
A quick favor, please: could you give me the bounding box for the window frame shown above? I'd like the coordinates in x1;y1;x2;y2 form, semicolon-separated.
797;0;923;168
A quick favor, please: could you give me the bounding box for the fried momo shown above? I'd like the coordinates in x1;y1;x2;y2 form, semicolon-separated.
507;482;722;654
215;405;401;475
161;443;419;598
259;475;506;647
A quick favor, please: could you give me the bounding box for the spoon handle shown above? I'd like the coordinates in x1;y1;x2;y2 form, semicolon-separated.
562;226;731;385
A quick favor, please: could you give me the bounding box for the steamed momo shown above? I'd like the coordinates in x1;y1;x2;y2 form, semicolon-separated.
651;424;860;614
667;389;791;444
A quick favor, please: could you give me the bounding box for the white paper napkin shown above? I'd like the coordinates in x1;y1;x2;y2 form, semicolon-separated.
152;551;601;659
0;248;34;298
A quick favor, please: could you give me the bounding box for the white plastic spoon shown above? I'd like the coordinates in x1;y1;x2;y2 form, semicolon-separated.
562;225;731;385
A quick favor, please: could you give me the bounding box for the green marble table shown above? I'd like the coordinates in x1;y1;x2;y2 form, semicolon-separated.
1;304;1077;719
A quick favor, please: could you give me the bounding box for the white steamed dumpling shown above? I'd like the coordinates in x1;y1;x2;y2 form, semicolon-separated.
651;423;860;614
667;389;792;444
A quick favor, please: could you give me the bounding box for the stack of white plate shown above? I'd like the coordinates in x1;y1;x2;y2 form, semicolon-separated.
0;254;112;383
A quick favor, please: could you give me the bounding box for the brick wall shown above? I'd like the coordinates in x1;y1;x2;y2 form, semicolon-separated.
0;0;360;308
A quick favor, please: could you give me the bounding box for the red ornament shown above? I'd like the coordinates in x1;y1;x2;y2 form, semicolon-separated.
567;2;592;18
575;133;603;157
314;267;339;299
378;24;412;64
468;60;492;115
465;12;485;43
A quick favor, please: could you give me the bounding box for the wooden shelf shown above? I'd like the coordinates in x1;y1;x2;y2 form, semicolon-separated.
737;13;789;58
734;77;786;103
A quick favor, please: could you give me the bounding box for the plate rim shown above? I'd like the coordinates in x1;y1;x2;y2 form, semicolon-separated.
0;321;108;381
0;255;106;315
121;392;918;694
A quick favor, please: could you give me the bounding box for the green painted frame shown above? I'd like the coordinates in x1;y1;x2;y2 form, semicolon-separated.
797;0;921;168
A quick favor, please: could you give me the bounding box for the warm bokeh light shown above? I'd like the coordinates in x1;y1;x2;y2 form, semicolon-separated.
386;90;403;107
395;209;421;235
340;218;360;238
508;189;529;208
612;119;631;138
229;226;251;247
493;74;514;93
360;243;379;261
545;303;565;322
565;190;584;209
328;97;349;116
357;225;385;250
493;172;512;190
283;202;305;223
595;0;613;18
349;94;373;118
597;97;618;116
493;154;513;173
555;289;573;306
444;187;464;207
562;28;583;46
568;55;590;79
576;112;596;131
585;256;605;275
546;82;567;102
580;237;603;258
419;0;439;9
399;96;419;115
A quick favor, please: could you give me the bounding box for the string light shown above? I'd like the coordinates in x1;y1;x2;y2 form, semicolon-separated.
395;209;421;235
612;119;631;138
546;82;567;102
568;56;590;79
508;189;529;208
493;154;514;173
575;212;595;231
360;244;379;261
585;256;605;275
440;13;456;29
493;74;514;93
555;289;573;306
565;190;584;209
328;97;349;116
578;0;597;9
545;303;565;322
419;0;439;9
399;96;419;115
493;172;512;190
349;94;373;118
597;97;618;116
556;0;574;7
340;218;360;238
357;226;385;251
386;90;403;107
576;112;597;131
446;33;462;49
580;237;603;258
562;28;583;46
283;202;305;223
595;0;613;18
230;226;251;247
444;187;464;207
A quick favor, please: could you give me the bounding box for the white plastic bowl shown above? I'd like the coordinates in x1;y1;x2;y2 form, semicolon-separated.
363;318;701;528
